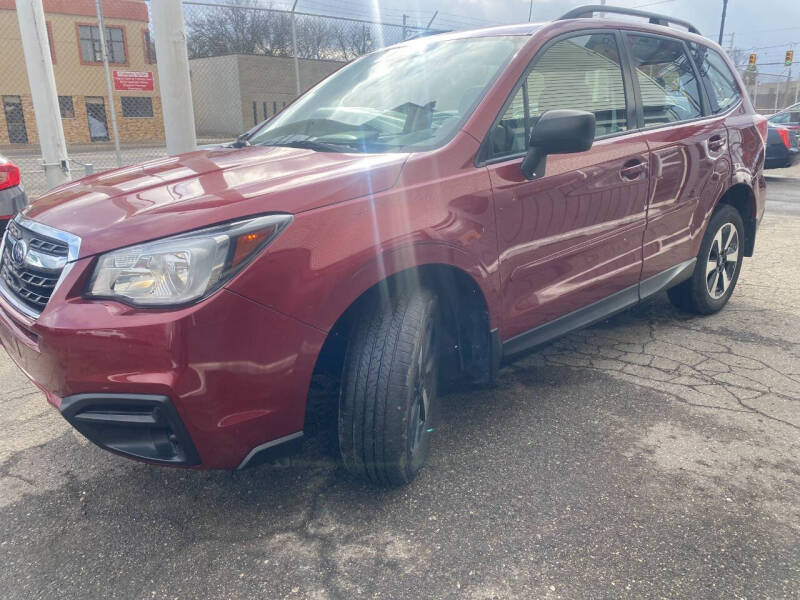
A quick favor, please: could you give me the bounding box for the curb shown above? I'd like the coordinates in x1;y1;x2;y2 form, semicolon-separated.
764;175;800;182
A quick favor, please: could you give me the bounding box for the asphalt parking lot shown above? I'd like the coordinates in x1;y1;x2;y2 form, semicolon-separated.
1;180;799;599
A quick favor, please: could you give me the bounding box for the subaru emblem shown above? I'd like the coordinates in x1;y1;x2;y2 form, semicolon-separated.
12;239;27;266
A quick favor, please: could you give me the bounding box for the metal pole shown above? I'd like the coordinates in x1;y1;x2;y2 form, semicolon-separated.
150;0;197;155
95;0;121;166
15;0;70;189
718;0;729;46
528;0;533;22
291;0;301;97
402;14;407;41
426;10;438;30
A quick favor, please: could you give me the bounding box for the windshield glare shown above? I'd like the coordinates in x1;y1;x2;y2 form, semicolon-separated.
248;36;527;153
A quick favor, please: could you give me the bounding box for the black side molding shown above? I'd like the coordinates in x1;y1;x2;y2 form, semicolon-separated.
501;258;696;360
60;393;200;466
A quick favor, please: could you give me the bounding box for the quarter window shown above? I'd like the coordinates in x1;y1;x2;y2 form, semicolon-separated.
79;25;126;64
690;43;741;114
489;33;628;160
626;34;703;126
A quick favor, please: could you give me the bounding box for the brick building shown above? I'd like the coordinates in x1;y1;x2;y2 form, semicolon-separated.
0;0;164;146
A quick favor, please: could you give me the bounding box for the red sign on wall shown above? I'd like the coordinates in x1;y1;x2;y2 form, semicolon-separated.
113;70;154;92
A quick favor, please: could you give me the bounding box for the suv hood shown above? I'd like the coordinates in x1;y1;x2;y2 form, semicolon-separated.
23;146;407;257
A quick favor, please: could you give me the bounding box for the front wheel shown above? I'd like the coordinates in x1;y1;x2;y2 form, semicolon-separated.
338;288;440;486
668;204;744;315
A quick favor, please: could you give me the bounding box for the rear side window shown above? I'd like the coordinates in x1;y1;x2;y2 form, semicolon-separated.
488;33;628;160
690;43;742;114
626;34;703;126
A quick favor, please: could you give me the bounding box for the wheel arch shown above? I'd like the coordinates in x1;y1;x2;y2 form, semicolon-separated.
311;262;497;391
716;182;757;257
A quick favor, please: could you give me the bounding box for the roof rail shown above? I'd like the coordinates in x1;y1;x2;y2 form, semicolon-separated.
558;4;701;35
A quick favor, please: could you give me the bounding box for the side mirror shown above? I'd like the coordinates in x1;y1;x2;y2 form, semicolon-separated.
521;109;596;180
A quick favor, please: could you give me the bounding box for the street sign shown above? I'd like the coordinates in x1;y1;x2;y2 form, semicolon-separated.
112;70;154;92
786;50;794;67
747;53;757;71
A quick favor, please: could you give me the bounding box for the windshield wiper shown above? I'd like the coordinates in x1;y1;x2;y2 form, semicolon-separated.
261;139;354;153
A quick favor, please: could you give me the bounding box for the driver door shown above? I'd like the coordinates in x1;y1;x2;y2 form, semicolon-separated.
484;31;650;347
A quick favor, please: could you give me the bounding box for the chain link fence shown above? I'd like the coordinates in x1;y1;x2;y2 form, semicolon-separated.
1;0;168;198
183;1;442;140
1;0;442;199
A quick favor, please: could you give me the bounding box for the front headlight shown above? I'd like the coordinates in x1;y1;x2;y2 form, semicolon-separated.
87;214;292;307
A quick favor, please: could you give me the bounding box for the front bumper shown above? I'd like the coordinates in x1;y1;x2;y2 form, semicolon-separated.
0;267;327;469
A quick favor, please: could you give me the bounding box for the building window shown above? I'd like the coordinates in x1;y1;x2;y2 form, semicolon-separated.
58;96;74;118
143;29;156;64
121;96;153;118
46;22;56;63
79;25;126;64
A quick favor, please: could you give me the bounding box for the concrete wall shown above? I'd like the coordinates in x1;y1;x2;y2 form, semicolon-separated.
189;55;242;138
189;54;344;137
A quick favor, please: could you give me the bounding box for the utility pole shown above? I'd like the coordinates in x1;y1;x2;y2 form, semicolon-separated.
151;0;197;154
528;0;533;22
718;0;729;45
15;0;70;189
291;0;301;97
95;0;121;166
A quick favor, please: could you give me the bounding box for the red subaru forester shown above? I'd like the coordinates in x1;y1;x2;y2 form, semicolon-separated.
0;6;766;485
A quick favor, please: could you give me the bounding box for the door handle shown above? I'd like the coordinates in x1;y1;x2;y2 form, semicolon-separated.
708;135;726;152
620;159;647;181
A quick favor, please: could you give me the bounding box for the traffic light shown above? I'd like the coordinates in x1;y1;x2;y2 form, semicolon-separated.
747;53;757;71
786;50;794;67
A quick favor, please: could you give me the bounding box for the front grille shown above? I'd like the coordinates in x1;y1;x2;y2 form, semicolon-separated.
0;221;68;314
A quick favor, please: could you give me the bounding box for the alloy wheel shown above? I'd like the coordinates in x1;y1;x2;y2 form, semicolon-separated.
705;222;739;300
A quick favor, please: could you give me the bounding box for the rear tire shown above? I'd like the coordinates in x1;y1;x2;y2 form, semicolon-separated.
338;288;440;486
667;204;744;315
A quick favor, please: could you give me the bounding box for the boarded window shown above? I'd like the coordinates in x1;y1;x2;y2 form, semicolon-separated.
121;96;153;118
58;96;74;118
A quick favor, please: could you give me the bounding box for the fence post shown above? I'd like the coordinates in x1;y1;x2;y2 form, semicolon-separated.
151;0;197;155
15;0;70;190
291;0;301;97
95;0;122;167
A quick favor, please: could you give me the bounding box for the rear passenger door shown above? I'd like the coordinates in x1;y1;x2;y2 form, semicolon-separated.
623;33;732;284
484;31;651;343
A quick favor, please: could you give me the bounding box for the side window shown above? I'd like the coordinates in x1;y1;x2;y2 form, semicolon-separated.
690;43;741;114
627;34;703;126
489;33;628;160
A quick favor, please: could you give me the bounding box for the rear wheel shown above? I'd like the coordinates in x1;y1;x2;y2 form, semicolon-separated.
338;288;439;486
668;204;744;314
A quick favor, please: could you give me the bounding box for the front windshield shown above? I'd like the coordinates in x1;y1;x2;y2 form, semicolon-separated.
248;35;527;154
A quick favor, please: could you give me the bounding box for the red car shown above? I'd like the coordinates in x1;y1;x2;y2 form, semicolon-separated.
0;155;26;236
0;6;766;485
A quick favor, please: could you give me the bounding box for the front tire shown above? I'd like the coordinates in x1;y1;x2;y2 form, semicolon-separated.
668;204;744;314
339;288;440;486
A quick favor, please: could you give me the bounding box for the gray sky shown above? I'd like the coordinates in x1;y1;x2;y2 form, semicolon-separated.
273;0;800;74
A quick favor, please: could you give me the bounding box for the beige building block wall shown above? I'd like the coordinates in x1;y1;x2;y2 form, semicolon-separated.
237;55;343;130
0;8;164;145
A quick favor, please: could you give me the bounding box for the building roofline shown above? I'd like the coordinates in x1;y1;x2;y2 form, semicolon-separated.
0;0;148;22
